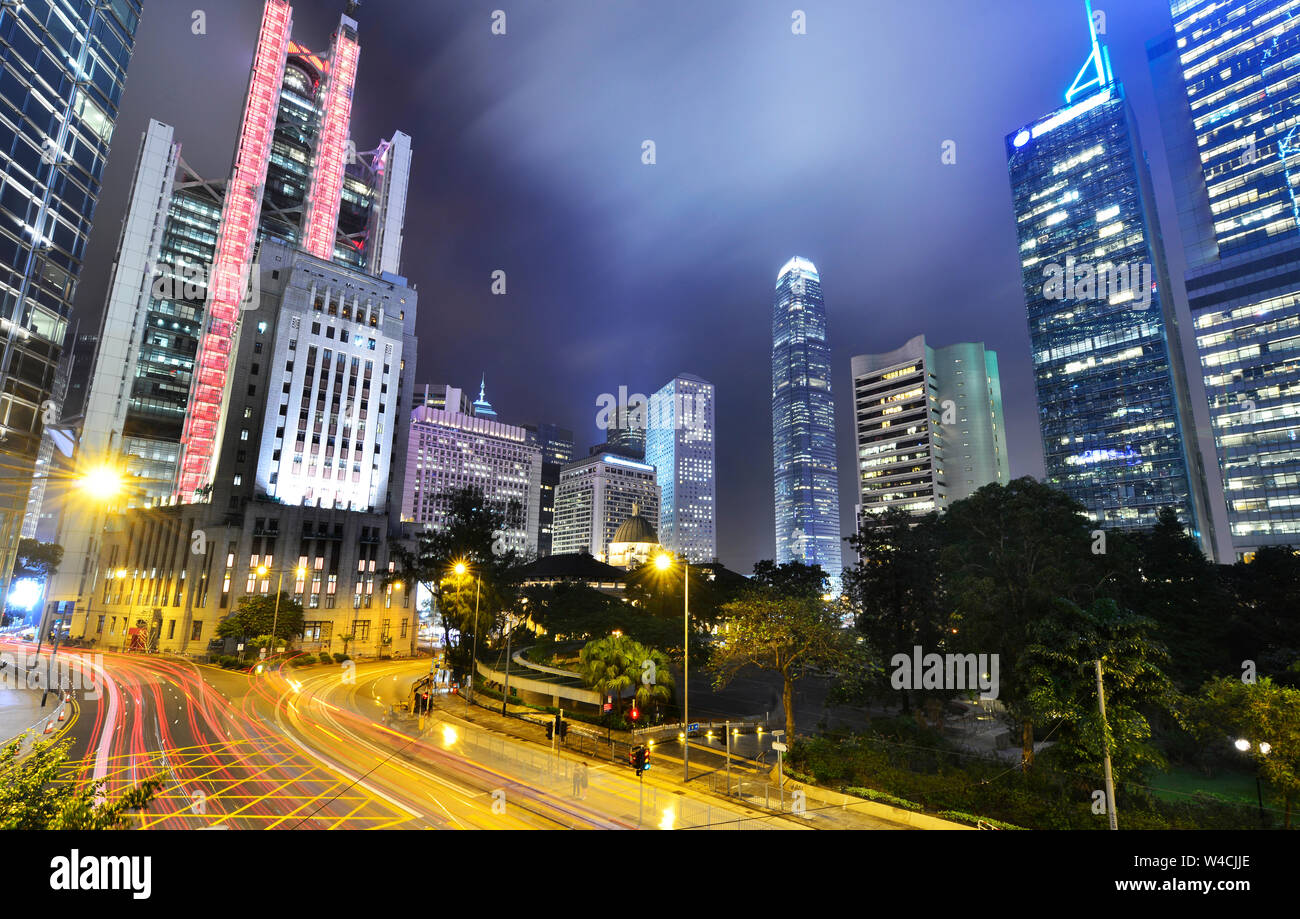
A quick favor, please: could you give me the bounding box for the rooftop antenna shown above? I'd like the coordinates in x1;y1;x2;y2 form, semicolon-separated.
1065;0;1113;104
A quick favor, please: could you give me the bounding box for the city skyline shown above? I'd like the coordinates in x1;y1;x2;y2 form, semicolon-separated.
66;0;1230;573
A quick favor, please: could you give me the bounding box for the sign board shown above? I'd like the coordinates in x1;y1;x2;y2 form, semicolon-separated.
771;741;788;753
237;643;244;652
688;722;699;732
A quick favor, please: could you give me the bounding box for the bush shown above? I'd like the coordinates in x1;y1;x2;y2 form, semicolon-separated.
333;653;351;664
318;652;333;665
936;810;1025;830
842;786;924;812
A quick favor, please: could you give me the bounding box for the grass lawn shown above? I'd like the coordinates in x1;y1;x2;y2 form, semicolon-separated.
1147;765;1264;806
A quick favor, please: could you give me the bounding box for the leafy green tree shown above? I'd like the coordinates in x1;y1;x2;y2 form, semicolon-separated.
13;538;62;578
216;593;304;648
1192;676;1300;828
710;591;852;739
1227;547;1300;682
389;486;524;674
0;739;160;830
1023;597;1176;788
750;560;829;599
844;507;947;712
940;477;1109;769
1123;508;1235;690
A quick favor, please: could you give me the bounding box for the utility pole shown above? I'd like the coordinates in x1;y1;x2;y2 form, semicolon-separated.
1095;659;1118;831
725;720;732;796
683;559;689;782
501;616;511;716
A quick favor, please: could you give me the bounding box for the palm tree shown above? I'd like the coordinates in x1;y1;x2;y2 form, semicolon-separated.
578;635;640;716
634;648;676;722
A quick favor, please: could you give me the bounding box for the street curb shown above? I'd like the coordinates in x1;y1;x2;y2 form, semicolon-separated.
775;772;975;830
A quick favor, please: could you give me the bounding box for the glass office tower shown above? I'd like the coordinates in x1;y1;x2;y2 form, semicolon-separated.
1148;0;1300;558
646;373;717;563
772;256;842;586
0;0;143;603
1006;9;1216;555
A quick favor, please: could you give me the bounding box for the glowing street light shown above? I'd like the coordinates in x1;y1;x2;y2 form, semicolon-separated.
78;464;126;503
654;552;691;781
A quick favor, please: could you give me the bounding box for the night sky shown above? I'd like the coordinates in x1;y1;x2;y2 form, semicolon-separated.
77;0;1225;572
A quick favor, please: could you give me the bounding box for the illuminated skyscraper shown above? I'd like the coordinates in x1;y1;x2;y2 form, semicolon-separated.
47;2;419;648
771;256;842;585
0;0;143;605
1006;3;1215;555
1148;0;1300;558
553;453;659;562
646;374;716;563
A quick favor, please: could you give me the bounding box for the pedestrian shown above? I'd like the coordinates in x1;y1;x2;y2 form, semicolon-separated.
577;761;589;800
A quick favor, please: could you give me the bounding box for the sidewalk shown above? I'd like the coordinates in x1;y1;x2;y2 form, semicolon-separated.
426;690;911;830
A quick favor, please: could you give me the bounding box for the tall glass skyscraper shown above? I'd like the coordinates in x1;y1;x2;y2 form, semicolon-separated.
1148;0;1300;558
1006;7;1216;556
771;256;842;585
646;373;716;563
0;0;143;604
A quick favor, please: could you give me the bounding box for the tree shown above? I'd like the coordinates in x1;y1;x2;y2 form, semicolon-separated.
216;593;305;648
940;477;1110;769
389;486;523;676
710;591;850;739
1227;547;1300;681
844;507;947;712
750;560;828;599
0;739;159;830
13;538;62;578
578;635;641;716
1192;676;1300;828
1022;598;1176;788
1126;507;1234;690
633;647;676;719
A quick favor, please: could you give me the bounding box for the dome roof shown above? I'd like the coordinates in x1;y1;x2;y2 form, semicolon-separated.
613;512;657;545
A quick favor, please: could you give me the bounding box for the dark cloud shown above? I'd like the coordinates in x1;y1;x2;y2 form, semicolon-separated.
79;0;1214;572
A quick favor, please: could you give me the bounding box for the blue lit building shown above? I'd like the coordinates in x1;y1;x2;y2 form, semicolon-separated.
646;373;716;563
771;256;842;586
1148;0;1300;558
0;0;143;605
1005;4;1216;555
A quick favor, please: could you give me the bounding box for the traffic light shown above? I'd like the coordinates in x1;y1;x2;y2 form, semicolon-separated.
629;706;639;722
642;745;651;773
631;744;647;775
558;718;568;741
546;720;554;740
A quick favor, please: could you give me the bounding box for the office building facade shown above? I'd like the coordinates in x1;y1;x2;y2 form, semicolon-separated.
645;373;716;563
0;0;143;602
1006;9;1216;555
523;422;574;556
402;399;542;557
771;256;842;583
851;336;1010;520
552;453;659;562
1148;0;1300;557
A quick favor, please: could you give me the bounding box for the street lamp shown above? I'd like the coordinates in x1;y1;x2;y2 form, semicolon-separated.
453;560;481;706
654;552;690;781
255;562;307;661
1236;737;1272;825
